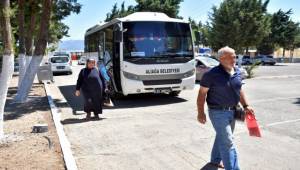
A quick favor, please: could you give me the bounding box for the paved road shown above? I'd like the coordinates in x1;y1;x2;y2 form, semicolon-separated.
52;62;300;170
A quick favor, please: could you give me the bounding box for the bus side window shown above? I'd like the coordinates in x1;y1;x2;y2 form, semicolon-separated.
99;31;105;61
104;51;111;66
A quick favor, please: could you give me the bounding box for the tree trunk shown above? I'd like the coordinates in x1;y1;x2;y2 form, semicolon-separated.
290;48;294;63
17;0;26;87
282;48;286;63
14;0;52;103
24;0;36;71
0;0;14;138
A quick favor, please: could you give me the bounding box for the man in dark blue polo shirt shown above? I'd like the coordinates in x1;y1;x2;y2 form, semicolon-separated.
197;46;254;170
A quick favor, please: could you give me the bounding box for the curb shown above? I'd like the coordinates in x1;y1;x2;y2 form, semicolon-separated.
43;82;78;170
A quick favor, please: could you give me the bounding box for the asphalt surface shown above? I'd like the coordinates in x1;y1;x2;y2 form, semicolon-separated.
51;62;300;170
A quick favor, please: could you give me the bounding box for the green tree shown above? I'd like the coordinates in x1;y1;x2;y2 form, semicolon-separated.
15;0;53;103
293;27;300;49
256;14;274;55
188;18;209;47
256;36;274;55
15;0;82;102
271;9;299;57
105;0;184;22
17;0;26;87
239;0;270;53
200;24;210;47
0;0;14;138
290;26;300;59
207;0;270;53
105;2;135;22
208;0;242;52
135;0;183;18
188;17;201;45
105;3;119;22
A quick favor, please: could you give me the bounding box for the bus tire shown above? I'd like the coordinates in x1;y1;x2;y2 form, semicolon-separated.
111;92;124;100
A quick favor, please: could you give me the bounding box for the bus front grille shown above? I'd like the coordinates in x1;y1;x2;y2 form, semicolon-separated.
143;79;182;86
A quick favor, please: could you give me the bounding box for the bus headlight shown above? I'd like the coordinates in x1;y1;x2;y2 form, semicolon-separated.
123;71;140;80
183;69;195;78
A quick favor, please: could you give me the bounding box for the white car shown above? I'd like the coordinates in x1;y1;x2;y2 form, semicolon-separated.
239;67;248;79
195;56;248;80
78;56;87;65
197;53;211;57
49;55;72;74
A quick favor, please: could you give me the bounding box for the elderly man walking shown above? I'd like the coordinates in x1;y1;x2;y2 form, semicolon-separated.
197;46;253;170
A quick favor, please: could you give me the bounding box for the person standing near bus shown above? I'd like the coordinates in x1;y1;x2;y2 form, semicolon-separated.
75;58;106;119
197;46;254;170
98;60;113;107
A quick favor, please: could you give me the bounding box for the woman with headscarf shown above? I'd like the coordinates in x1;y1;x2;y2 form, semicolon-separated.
75;58;106;119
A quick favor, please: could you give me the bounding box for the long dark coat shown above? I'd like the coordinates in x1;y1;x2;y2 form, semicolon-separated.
76;67;105;114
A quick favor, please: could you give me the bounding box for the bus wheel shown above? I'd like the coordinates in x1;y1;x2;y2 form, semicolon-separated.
170;91;181;96
111;92;124;100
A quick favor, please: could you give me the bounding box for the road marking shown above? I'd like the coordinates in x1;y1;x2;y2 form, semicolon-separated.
264;118;300;127
44;82;78;170
235;118;300;136
253;75;300;79
251;96;299;103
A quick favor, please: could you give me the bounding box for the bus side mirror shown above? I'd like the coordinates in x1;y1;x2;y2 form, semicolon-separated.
114;30;122;43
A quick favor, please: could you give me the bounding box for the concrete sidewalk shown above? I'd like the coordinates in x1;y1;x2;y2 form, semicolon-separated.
48;82;300;170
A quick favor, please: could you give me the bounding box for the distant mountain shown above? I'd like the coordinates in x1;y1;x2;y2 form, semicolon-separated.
58;40;84;51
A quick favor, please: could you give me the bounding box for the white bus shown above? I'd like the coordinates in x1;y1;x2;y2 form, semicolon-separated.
84;12;195;97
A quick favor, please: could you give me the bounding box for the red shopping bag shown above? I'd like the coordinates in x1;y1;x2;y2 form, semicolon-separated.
245;112;262;137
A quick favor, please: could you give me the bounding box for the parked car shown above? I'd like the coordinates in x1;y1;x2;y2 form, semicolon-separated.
239;67;248;79
195;56;248;81
253;55;276;65
195;56;219;81
49;55;72;74
241;55;253;65
78;56;87;65
197;53;211;57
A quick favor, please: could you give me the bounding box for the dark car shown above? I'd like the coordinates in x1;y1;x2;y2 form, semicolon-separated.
253;55;276;65
242;55;253;65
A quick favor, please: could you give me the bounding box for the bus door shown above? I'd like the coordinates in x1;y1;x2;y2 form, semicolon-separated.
113;23;122;92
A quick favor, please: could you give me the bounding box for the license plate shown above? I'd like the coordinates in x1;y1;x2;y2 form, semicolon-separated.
57;66;65;69
154;88;171;94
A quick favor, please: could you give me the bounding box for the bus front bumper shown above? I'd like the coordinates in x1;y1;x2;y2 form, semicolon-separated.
121;75;195;95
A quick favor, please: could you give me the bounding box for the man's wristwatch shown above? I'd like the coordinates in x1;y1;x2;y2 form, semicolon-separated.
243;105;249;109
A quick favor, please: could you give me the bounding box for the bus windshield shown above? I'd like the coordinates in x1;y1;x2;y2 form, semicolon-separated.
123;22;193;59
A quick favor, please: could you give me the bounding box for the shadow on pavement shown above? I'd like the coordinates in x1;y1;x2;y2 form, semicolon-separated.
53;72;73;76
4;85;49;121
200;163;219;170
58;85;188;112
61;117;106;125
109;93;187;109
58;85;84;114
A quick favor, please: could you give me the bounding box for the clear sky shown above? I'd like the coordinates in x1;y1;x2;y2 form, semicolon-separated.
62;0;300;41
